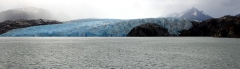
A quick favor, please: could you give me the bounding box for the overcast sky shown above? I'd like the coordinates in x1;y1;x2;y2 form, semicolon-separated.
0;0;239;20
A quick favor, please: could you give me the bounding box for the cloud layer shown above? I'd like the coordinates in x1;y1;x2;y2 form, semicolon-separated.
0;0;239;20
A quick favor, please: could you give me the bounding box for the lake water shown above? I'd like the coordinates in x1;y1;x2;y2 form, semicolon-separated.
0;37;240;69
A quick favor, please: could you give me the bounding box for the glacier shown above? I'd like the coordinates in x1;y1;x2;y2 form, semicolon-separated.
0;17;192;37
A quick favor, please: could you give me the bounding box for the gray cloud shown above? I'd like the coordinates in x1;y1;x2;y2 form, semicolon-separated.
0;0;239;20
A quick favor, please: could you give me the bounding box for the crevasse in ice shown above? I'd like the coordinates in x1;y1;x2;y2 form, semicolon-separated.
0;17;192;37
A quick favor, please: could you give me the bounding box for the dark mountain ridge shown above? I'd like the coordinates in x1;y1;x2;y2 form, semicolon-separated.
128;15;240;38
180;15;240;38
236;14;240;17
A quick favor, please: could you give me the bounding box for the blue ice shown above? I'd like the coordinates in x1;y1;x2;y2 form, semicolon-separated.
0;17;192;37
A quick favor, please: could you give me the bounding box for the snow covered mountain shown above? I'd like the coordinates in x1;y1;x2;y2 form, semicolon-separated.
0;18;192;37
0;7;54;22
166;7;212;21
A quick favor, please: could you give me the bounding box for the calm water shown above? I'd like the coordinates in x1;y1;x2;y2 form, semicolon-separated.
0;37;239;69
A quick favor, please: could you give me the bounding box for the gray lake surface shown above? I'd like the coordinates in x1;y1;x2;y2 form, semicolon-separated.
0;37;240;69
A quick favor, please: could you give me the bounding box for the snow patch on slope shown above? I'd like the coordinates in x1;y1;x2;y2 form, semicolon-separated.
193;11;197;16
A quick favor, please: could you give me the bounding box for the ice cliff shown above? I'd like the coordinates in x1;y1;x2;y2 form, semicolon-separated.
0;17;192;37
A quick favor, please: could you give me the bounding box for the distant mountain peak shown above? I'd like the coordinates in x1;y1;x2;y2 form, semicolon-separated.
0;7;54;22
187;7;201;16
190;7;198;11
236;14;240;17
166;7;212;21
191;9;198;16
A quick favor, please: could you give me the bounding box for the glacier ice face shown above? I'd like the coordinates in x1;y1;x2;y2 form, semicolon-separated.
0;17;192;37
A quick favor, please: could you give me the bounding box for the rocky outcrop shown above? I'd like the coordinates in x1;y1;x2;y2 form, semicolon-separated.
127;23;169;37
180;15;240;38
0;19;61;34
